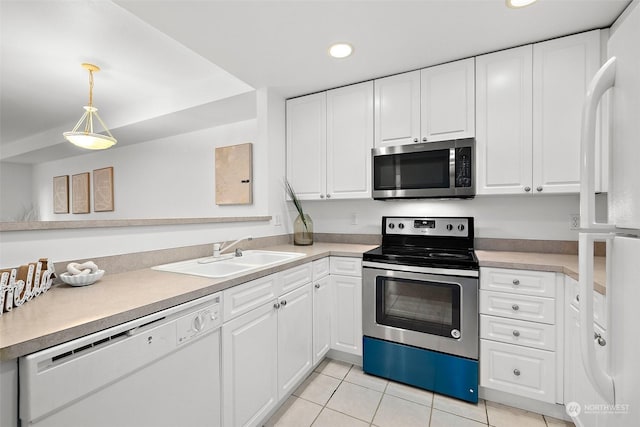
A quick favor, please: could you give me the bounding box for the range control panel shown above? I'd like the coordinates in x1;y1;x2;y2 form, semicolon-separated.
384;217;469;237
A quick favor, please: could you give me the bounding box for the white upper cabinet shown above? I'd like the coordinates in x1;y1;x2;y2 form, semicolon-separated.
421;57;475;142
374;70;421;147
374;58;475;148
476;30;601;195
326;82;374;199
286;82;373;200
476;45;533;195
532;30;601;194
286;93;326;200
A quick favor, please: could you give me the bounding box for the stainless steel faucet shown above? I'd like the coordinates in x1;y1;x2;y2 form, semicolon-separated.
215;235;253;257
198;236;253;264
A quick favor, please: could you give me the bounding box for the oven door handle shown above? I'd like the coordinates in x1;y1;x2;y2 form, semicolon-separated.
362;261;479;278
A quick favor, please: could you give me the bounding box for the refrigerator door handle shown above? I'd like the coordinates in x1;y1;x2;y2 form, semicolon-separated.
579;56;617;230
578;232;615;403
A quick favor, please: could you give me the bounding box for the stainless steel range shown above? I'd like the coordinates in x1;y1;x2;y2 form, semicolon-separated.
362;216;479;403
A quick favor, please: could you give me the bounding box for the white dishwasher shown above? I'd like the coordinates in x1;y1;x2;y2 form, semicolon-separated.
19;292;222;427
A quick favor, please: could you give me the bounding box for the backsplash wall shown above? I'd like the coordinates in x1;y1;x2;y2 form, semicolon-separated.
298;193;608;241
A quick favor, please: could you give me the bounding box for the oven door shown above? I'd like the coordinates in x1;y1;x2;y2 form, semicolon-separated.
362;263;478;360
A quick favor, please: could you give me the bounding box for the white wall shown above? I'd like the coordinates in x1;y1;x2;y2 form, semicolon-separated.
0;162;35;221
300;193;608;241
33;119;262;220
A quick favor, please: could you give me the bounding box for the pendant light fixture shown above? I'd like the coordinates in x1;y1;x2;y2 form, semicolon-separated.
63;63;117;150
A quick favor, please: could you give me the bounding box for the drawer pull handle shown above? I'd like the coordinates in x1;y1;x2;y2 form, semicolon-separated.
512;330;520;337
513;369;521;376
594;333;607;346
512;304;520;311
512;279;520;285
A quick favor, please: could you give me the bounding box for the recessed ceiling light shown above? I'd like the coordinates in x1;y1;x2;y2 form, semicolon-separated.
506;0;537;8
328;43;353;59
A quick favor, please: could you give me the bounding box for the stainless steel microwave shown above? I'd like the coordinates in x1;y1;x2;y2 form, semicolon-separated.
371;138;475;200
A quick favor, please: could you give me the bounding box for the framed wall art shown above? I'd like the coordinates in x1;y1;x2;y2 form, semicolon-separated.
53;175;69;214
72;172;90;214
93;167;114;212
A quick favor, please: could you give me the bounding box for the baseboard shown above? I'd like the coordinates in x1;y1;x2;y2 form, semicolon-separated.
480;387;572;421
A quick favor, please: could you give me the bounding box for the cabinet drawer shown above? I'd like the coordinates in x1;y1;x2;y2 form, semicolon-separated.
481;267;556;297
330;257;362;277
567;276;607;329
312;258;330;281
223;274;279;321
480;290;555;324
480;315;556;351
480;339;556;403
280;263;313;294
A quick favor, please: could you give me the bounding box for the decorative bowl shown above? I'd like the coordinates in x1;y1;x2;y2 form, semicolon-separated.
59;270;105;287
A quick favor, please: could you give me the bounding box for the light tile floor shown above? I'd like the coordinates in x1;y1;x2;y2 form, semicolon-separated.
265;359;575;427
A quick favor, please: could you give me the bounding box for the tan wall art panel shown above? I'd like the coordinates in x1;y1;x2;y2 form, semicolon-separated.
93;167;114;212
72;172;90;214
215;142;253;205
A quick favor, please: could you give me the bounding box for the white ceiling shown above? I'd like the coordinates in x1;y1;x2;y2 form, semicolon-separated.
0;0;631;164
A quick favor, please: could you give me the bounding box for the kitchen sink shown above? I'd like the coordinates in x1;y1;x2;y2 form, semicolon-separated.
152;250;305;278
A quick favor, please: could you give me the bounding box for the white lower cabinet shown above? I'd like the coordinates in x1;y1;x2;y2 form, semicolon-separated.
222;301;278;427
330;274;362;356
222;266;313;427
313;275;332;364
277;283;313;400
221;257;362;426
481;339;556;402
480;267;561;404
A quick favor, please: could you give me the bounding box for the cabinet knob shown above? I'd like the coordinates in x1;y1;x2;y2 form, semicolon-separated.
512;330;520;337
594;332;606;346
524;186;531;192
576;294;580;302
413;138;419;143
422;137;428;142
513;369;521;376
320;194;325;199
536;186;543;192
512;304;520;311
280;300;287;306
326;194;331;199
314;283;320;289
512;279;520;286
273;302;281;309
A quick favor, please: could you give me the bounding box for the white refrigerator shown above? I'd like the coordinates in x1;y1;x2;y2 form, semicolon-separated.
577;1;640;426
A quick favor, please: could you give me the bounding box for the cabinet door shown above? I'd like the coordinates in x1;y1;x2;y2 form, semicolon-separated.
313;275;332;364
286;93;327;200
421;58;475;142
326;81;373;199
476;45;533;195
532;30;600;194
481;339;556;403
330;275;362;356
374;70;421;147
222;302;278;427
277;283;313;400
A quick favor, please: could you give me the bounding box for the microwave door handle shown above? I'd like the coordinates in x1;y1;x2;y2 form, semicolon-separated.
579;57;616;230
449;148;456;188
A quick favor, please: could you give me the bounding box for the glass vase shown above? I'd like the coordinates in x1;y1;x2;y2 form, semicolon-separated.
293;213;313;246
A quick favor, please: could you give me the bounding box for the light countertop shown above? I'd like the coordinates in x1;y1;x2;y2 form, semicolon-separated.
0;243;603;361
